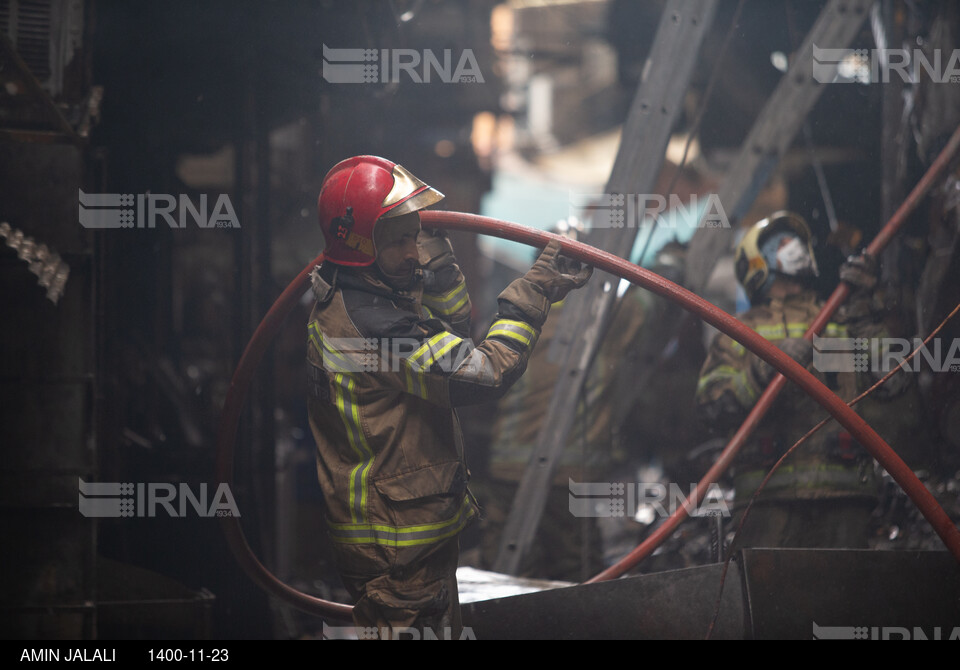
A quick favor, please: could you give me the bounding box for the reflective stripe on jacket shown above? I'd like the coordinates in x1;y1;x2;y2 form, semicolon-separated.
694;290;877;500
306;250;550;574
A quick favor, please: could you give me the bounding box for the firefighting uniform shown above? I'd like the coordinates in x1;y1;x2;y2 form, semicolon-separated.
695;289;883;549
306;232;556;634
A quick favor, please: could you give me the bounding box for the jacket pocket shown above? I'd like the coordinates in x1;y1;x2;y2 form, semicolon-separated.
373;461;466;503
372;462;475;570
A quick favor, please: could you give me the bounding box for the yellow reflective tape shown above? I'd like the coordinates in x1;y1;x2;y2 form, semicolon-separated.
824;323;847;337
408;332;461;373
332;372;373;524
435;281;466;303
405;364;428;400
488;319;536;348
410;342;432;368
755;324;787;340
402;350;429;400
423;282;469;315
424;335;462;368
488;328;531;347
315;332;357;372
330;501;472;534
697;365;757;405
403;332;462;400
328;498;475;547
409;331;449;369
445;291;470;315
347;378;371;521
496;318;536;338
333;522;469;547
308;322;323;354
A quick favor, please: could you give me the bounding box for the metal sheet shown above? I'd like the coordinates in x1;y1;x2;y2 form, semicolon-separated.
463;549;960;639
740;548;960;640
462;562;744;640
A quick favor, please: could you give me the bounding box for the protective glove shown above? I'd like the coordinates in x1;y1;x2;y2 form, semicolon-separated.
839;253;879;290
837;252;882;324
750;337;814;387
419;228;455;270
418;229;461;293
523;239;593;303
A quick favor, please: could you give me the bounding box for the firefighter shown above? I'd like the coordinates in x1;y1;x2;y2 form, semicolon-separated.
695;212;883;550
306;156;591;638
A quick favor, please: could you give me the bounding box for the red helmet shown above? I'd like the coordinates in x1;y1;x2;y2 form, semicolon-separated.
317;155;444;266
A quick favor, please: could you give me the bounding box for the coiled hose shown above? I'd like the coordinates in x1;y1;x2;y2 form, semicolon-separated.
216;209;960;620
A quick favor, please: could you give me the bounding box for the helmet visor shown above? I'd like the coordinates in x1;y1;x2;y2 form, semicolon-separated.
380;164;445;219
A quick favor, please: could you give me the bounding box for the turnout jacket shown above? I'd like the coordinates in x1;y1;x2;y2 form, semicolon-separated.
695;290;882;502
306;233;551;575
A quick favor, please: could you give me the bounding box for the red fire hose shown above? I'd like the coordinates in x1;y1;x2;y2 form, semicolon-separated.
217;211;960;621
215;253;354;621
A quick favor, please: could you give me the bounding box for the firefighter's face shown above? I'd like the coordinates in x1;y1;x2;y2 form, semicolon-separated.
374;212;421;288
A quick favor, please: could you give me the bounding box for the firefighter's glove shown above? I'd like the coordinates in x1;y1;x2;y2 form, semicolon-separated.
524;240;593;304
838;253;882;324
750;337;814;387
419;229;460;293
839;253;878;291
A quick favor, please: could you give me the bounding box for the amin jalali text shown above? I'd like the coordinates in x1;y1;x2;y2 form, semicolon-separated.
20;648;116;662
